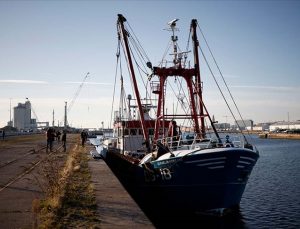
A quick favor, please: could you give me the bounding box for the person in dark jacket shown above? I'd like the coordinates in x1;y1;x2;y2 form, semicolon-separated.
46;128;55;152
81;130;88;146
56;130;61;142
62;130;67;152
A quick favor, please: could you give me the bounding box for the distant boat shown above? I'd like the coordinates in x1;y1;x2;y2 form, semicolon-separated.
95;14;259;217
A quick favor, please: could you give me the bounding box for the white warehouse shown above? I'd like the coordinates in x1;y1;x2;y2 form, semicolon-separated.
269;121;300;131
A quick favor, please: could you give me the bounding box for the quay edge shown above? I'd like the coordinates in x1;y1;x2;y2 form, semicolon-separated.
259;133;300;140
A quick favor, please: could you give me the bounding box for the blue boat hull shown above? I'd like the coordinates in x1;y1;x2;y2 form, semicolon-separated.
103;148;258;216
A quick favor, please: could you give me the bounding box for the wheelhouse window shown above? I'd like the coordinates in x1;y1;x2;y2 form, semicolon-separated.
138;129;143;135
130;129;137;135
148;128;154;136
124;129;129;135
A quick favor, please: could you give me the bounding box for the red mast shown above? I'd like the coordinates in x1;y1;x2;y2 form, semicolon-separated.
191;19;206;138
117;14;150;151
153;19;205;142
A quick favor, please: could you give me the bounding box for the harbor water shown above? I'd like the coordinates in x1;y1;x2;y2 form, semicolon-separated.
239;135;300;229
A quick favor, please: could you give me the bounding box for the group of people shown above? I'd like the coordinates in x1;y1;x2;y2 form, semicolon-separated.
47;127;88;152
46;128;89;152
46;128;67;152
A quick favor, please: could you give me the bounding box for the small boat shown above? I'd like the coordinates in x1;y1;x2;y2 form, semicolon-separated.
96;14;259;217
87;130;103;138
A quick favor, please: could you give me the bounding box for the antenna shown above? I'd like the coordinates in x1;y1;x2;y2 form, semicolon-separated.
168;19;179;65
167;18;179;27
166;18;190;67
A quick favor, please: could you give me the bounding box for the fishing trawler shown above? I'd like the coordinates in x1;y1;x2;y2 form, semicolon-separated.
96;14;259;217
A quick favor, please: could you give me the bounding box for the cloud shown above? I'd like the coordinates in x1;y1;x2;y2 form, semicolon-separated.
0;79;111;85
63;81;111;85
223;74;240;79
230;85;299;91
0;80;48;84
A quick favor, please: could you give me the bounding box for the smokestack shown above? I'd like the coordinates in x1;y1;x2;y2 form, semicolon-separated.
9;98;12;126
64;101;68;128
52;109;55;127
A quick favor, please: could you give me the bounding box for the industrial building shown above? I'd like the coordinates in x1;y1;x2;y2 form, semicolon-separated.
235;120;254;131
252;123;271;131
214;123;231;130
269;121;300;131
13;100;37;131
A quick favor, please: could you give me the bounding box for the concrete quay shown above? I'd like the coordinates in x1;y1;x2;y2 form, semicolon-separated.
258;132;300;140
88;153;154;228
0;134;154;228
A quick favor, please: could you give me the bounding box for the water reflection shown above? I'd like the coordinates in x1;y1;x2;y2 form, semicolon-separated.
145;207;247;229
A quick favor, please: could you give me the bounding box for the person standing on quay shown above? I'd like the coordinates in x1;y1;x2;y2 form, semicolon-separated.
62;130;67;152
46;128;55;152
56;130;61;142
81;130;88;146
2;130;5;140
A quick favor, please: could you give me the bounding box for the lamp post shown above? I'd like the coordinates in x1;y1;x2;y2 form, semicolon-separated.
288;112;290;130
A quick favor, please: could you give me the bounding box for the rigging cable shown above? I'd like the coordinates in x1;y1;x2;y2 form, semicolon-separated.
110;30;121;128
198;47;237;130
129;35;151;74
120;28;155;123
126;21;157;114
197;37;249;143
127;21;151;63
167;79;194;128
172;26;193;127
160;41;173;67
197;23;253;143
126;29;158;116
184;27;192;67
128;37;150;84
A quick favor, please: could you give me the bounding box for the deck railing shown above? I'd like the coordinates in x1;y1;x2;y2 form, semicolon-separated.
157;134;245;152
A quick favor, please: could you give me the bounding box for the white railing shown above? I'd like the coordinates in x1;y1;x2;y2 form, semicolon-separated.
157;133;245;152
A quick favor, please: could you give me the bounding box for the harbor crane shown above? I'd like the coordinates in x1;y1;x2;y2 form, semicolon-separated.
65;72;90;126
26;97;39;122
68;72;90;113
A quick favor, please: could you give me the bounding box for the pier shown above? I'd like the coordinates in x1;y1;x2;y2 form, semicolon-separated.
259;132;300;140
0;134;153;228
89;153;154;228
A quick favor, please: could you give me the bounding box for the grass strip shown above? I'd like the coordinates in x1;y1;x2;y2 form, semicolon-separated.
36;140;100;228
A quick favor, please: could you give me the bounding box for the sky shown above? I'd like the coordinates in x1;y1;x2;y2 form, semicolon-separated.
0;0;299;128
